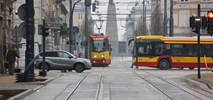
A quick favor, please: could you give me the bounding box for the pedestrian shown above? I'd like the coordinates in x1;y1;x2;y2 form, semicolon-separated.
6;44;19;75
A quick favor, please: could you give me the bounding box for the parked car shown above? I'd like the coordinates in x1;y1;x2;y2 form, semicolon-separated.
34;50;91;73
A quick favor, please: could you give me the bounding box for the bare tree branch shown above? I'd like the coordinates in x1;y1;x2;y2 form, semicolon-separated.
150;1;163;35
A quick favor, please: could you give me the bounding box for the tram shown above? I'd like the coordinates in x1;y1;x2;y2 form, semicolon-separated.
90;33;111;66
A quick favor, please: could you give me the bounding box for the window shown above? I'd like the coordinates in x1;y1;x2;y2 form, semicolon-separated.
58;52;70;58
180;0;188;2
41;52;58;57
78;13;83;19
136;44;152;56
171;44;197;56
92;40;107;52
202;0;211;2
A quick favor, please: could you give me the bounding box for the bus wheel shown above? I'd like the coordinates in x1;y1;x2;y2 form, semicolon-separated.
189;67;194;70
159;59;171;70
178;67;184;70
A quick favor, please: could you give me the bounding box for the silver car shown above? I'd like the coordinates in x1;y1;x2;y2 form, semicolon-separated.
34;50;91;73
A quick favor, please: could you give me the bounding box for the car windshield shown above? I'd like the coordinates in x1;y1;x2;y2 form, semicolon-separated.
67;52;77;58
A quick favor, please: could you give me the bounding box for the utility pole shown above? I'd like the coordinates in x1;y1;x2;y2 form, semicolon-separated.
69;0;73;53
197;4;201;79
25;0;35;82
163;0;167;36
85;0;88;58
169;0;174;36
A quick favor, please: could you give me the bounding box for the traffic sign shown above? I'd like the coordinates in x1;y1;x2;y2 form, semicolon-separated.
18;22;36;39
17;4;35;21
12;26;22;43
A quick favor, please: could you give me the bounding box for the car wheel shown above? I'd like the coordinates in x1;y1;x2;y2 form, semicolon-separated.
74;63;84;73
159;59;171;70
39;63;50;72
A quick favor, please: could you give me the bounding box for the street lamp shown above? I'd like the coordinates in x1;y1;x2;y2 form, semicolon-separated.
69;0;81;53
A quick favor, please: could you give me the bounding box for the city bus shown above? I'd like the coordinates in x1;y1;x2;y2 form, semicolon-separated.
90;33;111;66
130;35;213;70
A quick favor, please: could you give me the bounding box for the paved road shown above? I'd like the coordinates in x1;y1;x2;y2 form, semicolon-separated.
22;57;213;100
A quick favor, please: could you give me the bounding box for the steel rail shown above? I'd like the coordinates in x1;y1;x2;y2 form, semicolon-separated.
121;61;211;100
53;73;89;100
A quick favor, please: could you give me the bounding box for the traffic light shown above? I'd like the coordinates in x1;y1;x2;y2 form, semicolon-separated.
92;2;96;12
207;10;213;35
43;25;49;37
190;16;195;29
201;16;207;29
85;0;91;7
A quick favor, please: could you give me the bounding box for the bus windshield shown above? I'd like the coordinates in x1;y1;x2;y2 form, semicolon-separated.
92;40;108;52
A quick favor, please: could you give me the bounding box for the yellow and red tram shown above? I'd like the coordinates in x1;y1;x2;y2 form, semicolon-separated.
90;33;111;66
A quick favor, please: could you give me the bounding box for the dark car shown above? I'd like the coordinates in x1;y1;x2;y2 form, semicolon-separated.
34;50;91;73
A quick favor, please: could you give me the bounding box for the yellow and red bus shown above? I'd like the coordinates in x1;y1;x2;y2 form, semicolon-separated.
131;35;213;70
90;33;111;66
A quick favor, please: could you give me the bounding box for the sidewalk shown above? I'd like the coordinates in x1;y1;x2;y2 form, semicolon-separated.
0;70;63;100
185;72;213;89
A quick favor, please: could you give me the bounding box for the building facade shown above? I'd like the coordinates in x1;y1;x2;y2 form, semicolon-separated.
162;0;213;36
0;0;16;74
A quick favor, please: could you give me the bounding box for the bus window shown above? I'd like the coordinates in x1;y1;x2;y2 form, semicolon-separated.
137;44;152;56
156;44;164;55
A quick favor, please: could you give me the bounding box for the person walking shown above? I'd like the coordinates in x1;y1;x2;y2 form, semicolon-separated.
6;45;19;75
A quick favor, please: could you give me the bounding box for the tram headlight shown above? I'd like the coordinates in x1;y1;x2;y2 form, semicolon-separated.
101;54;105;58
94;55;97;58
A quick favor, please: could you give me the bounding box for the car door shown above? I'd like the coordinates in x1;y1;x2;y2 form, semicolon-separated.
57;51;75;69
45;51;62;69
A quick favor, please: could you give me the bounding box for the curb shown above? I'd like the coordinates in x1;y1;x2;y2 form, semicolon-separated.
7;78;54;100
183;78;210;89
183;78;213;93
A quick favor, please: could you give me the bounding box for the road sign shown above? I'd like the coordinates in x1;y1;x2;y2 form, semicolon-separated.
18;22;26;39
18;22;36;39
12;26;22;43
17;4;35;21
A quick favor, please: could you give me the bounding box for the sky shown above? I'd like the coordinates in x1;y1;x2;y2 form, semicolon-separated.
91;0;139;41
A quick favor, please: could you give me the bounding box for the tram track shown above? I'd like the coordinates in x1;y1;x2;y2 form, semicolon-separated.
120;61;212;100
53;67;104;100
53;73;89;100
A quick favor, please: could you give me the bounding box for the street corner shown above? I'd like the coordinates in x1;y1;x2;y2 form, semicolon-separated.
183;73;213;91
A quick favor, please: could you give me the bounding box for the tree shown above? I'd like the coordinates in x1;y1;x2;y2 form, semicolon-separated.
150;1;163;35
136;18;148;36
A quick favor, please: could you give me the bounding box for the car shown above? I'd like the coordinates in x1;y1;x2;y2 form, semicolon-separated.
34;50;91;73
